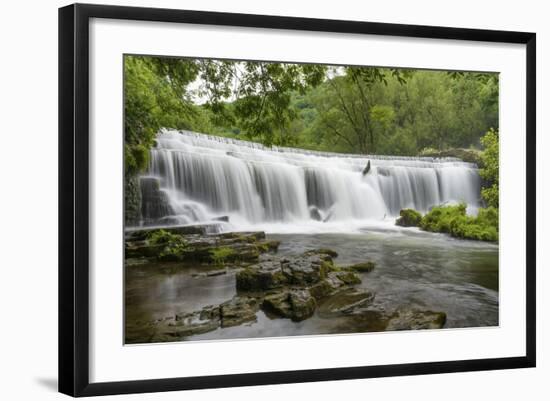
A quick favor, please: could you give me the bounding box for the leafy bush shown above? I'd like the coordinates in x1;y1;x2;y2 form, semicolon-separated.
396;209;422;227
479;128;499;208
419;204;498;242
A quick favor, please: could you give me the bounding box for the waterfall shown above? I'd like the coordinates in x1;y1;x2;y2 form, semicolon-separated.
135;129;481;232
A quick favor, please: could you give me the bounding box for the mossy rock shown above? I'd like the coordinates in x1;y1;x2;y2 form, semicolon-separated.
385;310;447;331
256;240;281;253
334;271;362;285
262;289;316;322
347;261;376;273
209;246;236;265
396;209;422;227
303;248;339;258
220;296;260;328
236;267;287;292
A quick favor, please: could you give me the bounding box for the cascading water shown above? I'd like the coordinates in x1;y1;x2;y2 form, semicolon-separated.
135;129;481;232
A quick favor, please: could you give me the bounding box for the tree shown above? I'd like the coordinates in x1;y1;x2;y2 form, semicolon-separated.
479;128;499;208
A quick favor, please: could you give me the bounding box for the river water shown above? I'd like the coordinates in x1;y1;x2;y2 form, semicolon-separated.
125;226;498;342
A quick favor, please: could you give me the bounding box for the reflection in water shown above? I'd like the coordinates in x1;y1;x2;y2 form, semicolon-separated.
125;229;498;342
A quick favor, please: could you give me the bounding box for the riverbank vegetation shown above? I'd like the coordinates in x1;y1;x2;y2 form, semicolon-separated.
396;127;499;242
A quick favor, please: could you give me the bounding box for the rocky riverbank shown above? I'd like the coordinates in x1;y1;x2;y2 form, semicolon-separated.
125;227;447;343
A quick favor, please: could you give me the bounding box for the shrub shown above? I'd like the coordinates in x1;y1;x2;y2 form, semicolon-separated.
396;209;422;227
419;203;498;242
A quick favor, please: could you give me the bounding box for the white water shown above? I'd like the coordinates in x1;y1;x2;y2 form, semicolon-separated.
137;129;481;233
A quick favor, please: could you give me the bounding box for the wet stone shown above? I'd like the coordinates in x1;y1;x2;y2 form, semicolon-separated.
318;288;375;317
385;310;447;331
220;296;260;327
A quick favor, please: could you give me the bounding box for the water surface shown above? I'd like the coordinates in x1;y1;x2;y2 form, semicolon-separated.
125;227;498;342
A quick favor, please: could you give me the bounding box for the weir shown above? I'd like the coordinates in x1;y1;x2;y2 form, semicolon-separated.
135;129;481;230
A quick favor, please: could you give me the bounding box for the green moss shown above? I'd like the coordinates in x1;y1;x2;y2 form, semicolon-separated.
396;209;422;227
256;240;280;253
420;203;498;242
145;229;188;261
209;247;236;265
335;271;362;285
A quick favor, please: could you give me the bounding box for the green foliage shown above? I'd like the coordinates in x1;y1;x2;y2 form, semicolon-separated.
146;229;188;261
419;204;498;242
209;247;236;265
124;56;499;168
124;56;211;175
299;69;498;155
479;128;499;208
396;209;422;227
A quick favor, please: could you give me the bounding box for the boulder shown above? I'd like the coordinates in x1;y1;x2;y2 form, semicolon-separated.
308;272;346;300
385;310;447;331
281;251;334;286
236;262;288;292
220;296;260;327
289;290;317;321
262;289;316;322
262;291;293;318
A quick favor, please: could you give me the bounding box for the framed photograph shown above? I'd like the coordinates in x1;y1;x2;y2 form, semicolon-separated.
58;3;536;397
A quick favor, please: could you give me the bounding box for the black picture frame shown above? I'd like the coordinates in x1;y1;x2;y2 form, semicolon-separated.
58;3;536;397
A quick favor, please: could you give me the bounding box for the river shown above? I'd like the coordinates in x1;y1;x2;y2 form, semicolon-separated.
125;226;498;342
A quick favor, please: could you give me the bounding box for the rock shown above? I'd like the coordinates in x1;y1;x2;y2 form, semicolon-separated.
125;174;141;227
385;310;447;331
125;224;222;240
281;251;335;286
303;248;339;258
308;272;346;300
213;215;230;222
347;261;376;273
157;306;221;338
139;177;174;225
419;148;482;165
125;229;275;264
220;296;260;327
257;240;281;253
334;270;362;285
262;289;316;322
309;206;322;221
396;209;422;227
218;231;266;241
206;269;227;277
125;241;166;258
262;291;293;318
236;262;287;292
318;288;375;316
289;290;316;321
362;160;371;176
